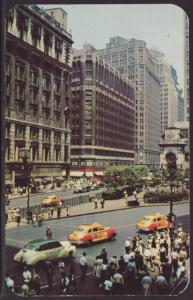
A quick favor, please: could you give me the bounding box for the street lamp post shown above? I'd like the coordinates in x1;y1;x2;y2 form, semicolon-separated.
165;153;177;248
18;148;33;210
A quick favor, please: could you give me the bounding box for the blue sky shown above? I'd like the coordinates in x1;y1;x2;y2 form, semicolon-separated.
43;4;185;90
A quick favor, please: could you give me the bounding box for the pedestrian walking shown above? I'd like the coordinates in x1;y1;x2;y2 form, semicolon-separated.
125;237;131;253
23;265;32;284
5;273;15;293
45;261;54;289
58;259;65;274
26;209;33;224
89;193;94;202
155;274;168;295
103;278;112;295
112;270;124;295
133;190;138;200
100;197;105;208
94;195;98;209
16;211;21;227
60;272;70;293
57;205;61;218
100;248;108;265
46;227;53;239
79;252;88;280
50;206;54;218
123;190;128;206
66;205;70;217
32;213;37;226
69;263;79;294
141;272;152;296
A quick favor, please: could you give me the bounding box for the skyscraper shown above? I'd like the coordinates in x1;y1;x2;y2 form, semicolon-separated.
98;37;161;166
149;49;180;134
70;45;135;175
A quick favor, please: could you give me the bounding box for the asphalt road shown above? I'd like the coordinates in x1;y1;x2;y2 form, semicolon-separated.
6;202;189;264
5;203;190;296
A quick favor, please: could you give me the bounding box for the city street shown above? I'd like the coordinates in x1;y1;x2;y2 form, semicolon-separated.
6;202;189;262
5;202;189;295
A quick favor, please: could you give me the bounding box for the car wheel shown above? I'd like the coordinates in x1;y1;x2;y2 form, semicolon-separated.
86;240;92;247
110;233;116;241
68;250;74;259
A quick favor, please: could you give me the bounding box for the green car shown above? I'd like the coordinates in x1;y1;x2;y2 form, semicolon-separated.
13;238;76;266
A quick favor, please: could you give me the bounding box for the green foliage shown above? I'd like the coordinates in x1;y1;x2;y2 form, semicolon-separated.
104;164;148;188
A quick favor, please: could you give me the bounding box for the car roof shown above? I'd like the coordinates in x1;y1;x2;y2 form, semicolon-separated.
27;239;59;246
144;214;165;218
78;222;104;228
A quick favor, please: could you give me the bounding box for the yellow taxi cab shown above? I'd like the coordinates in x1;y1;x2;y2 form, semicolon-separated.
136;213;170;232
41;195;60;207
68;222;117;246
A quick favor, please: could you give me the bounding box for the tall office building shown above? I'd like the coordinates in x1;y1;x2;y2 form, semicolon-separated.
149;49;180;134
184;13;189;122
70;46;135;176
98;37;161;166
5;5;73;186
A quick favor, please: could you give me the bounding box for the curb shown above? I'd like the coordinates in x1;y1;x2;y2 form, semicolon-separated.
6;200;189;229
45;200;189;220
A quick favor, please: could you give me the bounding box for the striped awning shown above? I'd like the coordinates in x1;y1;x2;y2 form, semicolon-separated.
85;172;93;177
70;171;84;177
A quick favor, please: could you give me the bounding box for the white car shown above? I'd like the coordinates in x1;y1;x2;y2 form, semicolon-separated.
13;239;76;266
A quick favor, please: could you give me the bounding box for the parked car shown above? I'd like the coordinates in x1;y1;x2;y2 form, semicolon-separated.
41;195;62;207
136;213;170;232
73;179;91;193
13;238;76;266
68;222;117;246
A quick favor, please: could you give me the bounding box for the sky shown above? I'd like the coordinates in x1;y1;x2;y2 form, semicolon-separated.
43;4;185;90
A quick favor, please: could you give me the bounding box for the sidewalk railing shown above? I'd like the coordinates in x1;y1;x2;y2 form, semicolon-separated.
18;192;103;219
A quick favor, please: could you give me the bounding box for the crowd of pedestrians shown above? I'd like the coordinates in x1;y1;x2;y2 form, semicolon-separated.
90;224;189;295
5;223;189;296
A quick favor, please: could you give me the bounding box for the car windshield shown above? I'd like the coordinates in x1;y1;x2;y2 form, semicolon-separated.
75;228;85;232
143;217;151;222
24;244;38;251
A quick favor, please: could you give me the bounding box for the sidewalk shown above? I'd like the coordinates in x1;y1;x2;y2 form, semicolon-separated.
6;192;189;230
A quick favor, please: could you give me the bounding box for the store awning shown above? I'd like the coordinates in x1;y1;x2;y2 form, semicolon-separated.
5;180;13;185
85;172;93;177
54;176;65;181
42;177;53;182
94;171;104;176
70;171;84;177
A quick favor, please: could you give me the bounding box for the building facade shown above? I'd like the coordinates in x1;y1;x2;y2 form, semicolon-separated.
5;5;73;186
149;49;180;134
70;47;135;176
160;127;189;170
98;37;161;166
184;13;189;122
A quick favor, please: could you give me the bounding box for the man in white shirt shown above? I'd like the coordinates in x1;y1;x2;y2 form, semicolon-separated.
23;265;32;284
79;252;88;280
103;279;112;294
5;273;14;292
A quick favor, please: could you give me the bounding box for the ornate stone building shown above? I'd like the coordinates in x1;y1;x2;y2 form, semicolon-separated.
5;5;73;186
70;46;135;176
